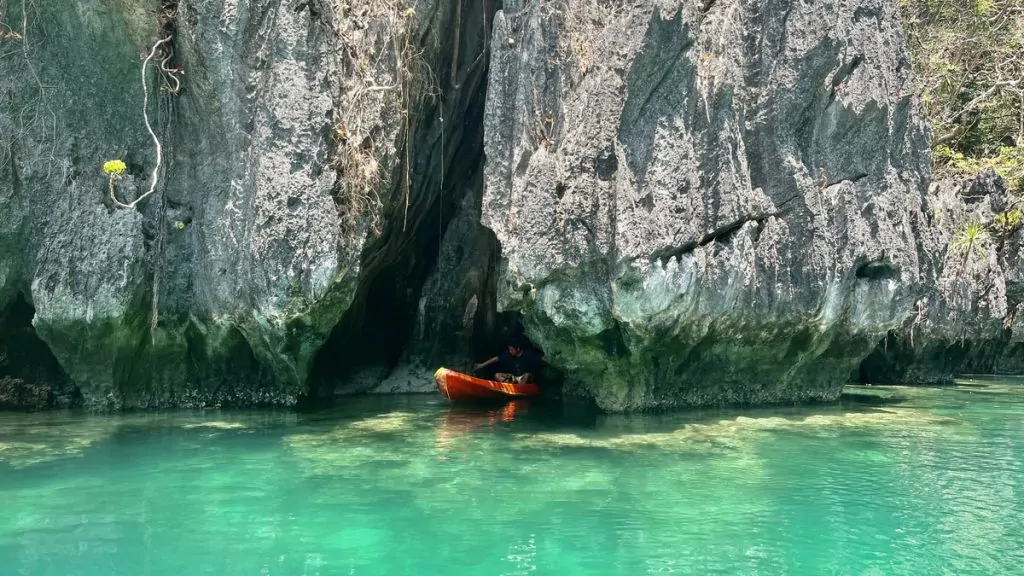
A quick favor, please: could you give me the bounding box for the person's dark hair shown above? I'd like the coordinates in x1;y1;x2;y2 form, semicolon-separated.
508;336;528;350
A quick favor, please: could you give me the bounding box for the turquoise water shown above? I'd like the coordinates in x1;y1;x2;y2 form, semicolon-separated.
2;382;1024;575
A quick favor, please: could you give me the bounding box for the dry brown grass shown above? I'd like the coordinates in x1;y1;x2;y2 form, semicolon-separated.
327;0;439;235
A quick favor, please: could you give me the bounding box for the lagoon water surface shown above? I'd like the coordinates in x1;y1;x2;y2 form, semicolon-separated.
2;381;1023;575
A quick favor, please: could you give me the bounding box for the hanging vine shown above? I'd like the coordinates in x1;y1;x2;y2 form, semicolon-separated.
106;0;183;210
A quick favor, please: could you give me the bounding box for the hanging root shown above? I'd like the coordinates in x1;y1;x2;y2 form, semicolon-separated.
326;0;437;235
110;36;172;210
158;48;183;94
155;0;182;93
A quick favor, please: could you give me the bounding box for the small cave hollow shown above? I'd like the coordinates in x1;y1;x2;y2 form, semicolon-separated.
0;293;77;410
855;258;899;281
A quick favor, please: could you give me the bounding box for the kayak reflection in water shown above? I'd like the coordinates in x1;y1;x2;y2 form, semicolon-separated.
473;338;545;384
434;401;529;455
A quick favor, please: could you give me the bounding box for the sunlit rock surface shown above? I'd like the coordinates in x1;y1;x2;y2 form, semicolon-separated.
482;0;932;410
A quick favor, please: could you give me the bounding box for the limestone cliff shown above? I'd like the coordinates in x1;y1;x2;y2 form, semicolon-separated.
0;0;1019;412
858;171;1023;385
481;0;942;410
0;0;497;409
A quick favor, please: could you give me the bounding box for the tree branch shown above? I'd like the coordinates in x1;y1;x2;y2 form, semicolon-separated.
944;80;1020;126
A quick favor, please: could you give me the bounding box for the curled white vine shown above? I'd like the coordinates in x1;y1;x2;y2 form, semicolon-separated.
158;48;183;94
109;36;172;210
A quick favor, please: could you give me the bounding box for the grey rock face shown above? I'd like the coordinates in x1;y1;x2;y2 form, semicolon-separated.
0;0;494;409
1;0;1014;412
0;377;51;411
858;171;1024;384
1;0;360;409
481;0;932;410
1;0;156;410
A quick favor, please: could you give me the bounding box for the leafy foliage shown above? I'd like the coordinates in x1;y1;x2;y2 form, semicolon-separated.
991;208;1023;238
934;145;1024;191
900;0;1023;190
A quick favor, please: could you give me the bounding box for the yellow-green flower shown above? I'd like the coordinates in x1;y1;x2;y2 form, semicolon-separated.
103;160;127;176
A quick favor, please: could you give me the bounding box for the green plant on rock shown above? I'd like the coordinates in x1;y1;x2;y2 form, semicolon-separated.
950;220;991;266
103;159;126;176
992;208;1023;238
103;159;127;198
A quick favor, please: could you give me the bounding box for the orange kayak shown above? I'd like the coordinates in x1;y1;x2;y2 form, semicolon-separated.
433;367;540;401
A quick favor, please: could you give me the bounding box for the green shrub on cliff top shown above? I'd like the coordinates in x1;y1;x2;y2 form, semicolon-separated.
900;0;1023;191
934;145;1024;191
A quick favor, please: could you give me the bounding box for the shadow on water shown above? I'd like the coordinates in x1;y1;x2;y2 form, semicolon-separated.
838;385;914;407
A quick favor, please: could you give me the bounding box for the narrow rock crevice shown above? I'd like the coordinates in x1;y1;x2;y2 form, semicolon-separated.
309;0;501;399
650;213;777;264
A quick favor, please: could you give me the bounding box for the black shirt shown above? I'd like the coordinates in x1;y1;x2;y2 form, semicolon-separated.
497;348;543;375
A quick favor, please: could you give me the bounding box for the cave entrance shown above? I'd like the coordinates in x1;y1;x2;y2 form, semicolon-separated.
0;292;76;409
308;0;505;400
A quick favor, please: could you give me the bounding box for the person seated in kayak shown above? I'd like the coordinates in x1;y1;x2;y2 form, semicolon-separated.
473;341;544;384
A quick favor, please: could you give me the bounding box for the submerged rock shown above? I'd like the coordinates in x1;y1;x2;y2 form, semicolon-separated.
513;405;967;454
0;411;126;467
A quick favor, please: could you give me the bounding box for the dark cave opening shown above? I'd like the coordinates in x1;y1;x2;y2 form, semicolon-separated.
0;293;76;410
308;0;508;400
855;332;1024;385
